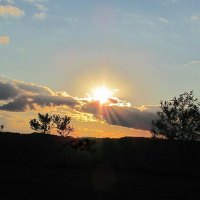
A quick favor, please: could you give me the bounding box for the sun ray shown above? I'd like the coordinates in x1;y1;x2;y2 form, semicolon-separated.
92;86;113;104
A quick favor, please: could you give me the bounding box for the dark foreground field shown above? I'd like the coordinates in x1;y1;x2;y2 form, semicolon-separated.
0;132;199;200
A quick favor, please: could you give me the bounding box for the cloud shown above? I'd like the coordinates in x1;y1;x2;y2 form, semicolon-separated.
119;11;170;29
137;105;160;112
24;0;48;20
102;106;156;131
0;36;10;44
158;17;169;23
0;79;79;112
13;80;55;95
0;81;18;100
81;101;157;131
0;96;32;111
0;78;158;131
186;60;200;67
189;60;200;65
0;5;24;17
33;12;46;19
191;16;200;21
34;3;47;11
0;94;79;112
32;3;48;20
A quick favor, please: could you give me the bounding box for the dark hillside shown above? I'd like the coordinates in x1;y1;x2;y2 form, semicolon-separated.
0;132;199;199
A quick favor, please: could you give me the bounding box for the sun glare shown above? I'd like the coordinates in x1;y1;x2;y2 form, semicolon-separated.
92;86;113;104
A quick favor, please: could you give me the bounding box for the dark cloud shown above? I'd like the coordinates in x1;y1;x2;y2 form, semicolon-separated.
0;96;31;112
81;101;157;131
0;81;19;100
0;79;79;112
0;79;54;100
102;106;156;131
0;94;79;112
33;94;78;107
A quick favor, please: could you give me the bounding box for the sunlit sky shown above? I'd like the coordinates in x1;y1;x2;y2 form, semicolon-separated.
0;0;200;137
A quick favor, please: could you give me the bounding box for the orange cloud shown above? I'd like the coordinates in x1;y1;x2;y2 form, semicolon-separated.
0;36;10;44
0;5;24;17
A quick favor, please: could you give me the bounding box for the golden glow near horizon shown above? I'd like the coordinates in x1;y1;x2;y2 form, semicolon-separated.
92;86;113;104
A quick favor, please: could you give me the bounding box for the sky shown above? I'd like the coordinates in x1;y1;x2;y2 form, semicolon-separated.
0;0;200;137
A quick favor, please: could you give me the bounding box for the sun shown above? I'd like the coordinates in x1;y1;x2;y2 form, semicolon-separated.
92;86;113;104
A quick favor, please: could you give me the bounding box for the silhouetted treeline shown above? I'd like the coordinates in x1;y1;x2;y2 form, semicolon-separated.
0;132;200;199
0;132;199;176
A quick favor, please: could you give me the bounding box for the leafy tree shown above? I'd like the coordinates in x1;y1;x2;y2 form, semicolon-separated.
0;124;4;132
52;114;74;137
29;113;52;134
151;91;200;141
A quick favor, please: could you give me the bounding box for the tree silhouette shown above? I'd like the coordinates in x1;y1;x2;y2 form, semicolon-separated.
29;113;52;134
52;114;74;137
151;91;200;141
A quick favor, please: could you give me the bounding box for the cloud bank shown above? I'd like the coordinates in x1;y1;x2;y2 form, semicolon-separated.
0;78;158;131
0;79;79;112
